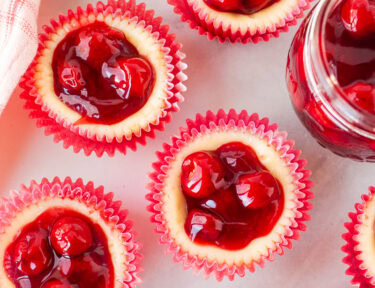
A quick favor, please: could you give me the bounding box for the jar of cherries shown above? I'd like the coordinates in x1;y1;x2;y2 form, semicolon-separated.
286;0;375;161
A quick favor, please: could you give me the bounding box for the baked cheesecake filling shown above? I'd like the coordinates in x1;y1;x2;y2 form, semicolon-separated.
52;21;155;125
325;0;375;114
203;0;277;14
4;208;114;288
181;141;284;250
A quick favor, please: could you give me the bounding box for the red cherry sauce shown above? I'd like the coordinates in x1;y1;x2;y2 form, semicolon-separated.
325;0;375;113
52;21;155;125
181;142;284;250
203;0;277;14
4;208;114;288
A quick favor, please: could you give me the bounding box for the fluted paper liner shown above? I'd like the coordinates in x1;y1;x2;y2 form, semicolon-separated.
167;0;313;43
147;109;313;280
342;187;375;287
0;177;142;287
20;0;187;157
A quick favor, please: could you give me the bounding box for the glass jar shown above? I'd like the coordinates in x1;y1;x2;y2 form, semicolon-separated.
286;0;375;161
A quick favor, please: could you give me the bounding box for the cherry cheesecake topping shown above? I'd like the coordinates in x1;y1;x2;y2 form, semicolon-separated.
324;0;375;114
4;208;114;288
181;141;284;250
52;21;155;125
203;0;277;14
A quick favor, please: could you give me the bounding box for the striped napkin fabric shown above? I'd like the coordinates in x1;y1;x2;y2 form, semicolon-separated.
0;0;40;115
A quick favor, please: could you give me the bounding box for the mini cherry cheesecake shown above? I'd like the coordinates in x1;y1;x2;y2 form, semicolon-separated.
167;0;312;43
342;187;375;287
0;178;141;288
20;0;187;156
147;109;313;280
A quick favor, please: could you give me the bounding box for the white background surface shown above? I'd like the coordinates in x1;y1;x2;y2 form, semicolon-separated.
0;0;369;287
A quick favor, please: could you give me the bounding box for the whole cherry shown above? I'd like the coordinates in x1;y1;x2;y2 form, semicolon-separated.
102;60;131;95
58;59;87;91
118;57;154;98
13;229;52;276
102;57;153;100
74;26;112;68
51;216;93;257
341;0;375;37
181;152;225;198
217;142;262;174
74;22;138;69
235;171;280;209
185;209;224;242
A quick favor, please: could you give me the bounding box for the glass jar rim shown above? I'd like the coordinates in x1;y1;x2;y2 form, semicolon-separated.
305;0;375;138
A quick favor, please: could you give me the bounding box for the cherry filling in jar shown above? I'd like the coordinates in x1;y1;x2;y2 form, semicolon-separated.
180;142;284;250
4;208;114;288
328;0;375;109
286;0;375;161
52;21;155;125
203;0;277;14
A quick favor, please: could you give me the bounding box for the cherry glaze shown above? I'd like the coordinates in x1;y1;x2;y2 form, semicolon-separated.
4;208;114;288
286;0;375;161
203;0;277;14
43;280;69;288
181;142;284;250
52;21;155;125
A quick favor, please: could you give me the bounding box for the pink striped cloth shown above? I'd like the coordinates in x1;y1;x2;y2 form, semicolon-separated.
0;0;40;115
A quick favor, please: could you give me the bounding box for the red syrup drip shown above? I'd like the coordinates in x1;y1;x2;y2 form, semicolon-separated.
325;0;375;113
181;142;284;250
52;21;155;125
4;208;114;288
203;0;277;14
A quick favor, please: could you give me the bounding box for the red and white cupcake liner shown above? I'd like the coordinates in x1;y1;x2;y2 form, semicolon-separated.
167;0;313;43
342;187;375;288
20;0;187;157
0;177;142;288
146;109;313;280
